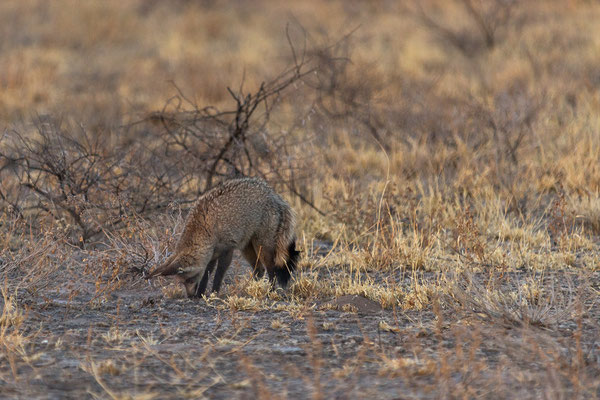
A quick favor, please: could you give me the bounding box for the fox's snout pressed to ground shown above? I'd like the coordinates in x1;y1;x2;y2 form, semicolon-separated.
149;177;300;297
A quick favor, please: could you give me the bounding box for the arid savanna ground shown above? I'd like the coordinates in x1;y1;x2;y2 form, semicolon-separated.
1;1;600;398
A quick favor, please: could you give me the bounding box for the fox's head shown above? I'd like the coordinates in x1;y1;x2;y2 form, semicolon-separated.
147;252;197;279
148;252;206;298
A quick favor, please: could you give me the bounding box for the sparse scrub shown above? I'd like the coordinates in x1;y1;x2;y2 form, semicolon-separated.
0;117;188;243
0;0;599;398
411;0;519;57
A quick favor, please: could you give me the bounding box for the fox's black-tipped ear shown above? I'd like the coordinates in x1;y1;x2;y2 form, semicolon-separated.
148;257;181;278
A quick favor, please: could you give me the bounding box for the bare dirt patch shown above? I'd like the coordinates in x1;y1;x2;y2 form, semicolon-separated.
2;251;599;399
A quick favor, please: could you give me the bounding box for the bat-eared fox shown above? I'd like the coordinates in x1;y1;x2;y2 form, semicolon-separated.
148;177;299;297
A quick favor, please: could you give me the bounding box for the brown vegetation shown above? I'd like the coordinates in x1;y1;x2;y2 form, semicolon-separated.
1;0;599;398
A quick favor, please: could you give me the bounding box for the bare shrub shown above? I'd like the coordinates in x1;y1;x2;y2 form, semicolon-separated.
448;206;490;270
305;28;396;149
0;117;187;243
464;88;543;192
147;28;324;215
410;0;519;57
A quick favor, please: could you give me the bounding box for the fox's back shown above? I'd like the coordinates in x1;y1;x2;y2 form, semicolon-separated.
178;178;287;249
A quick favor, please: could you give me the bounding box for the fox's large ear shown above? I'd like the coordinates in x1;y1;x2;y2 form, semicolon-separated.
148;256;182;278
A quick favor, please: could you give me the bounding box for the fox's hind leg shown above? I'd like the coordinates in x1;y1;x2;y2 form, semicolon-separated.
242;244;264;279
256;246;277;287
211;249;234;293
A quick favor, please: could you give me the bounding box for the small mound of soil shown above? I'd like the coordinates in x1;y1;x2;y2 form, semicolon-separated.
326;294;382;314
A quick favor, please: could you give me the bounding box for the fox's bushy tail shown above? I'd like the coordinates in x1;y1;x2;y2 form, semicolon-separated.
273;204;299;287
275;240;300;288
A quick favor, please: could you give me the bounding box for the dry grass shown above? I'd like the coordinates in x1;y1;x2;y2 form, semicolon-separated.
0;0;599;398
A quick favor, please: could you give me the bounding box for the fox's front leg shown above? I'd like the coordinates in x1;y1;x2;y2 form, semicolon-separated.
183;259;216;298
211;250;234;293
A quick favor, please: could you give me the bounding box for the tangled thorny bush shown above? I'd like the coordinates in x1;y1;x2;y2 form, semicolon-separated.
149;56;317;196
0;117;190;243
145;27;370;217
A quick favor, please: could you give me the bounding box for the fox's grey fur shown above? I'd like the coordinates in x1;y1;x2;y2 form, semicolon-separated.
149;177;299;297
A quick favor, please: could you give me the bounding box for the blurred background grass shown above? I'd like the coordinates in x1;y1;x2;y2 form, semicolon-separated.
1;0;600;273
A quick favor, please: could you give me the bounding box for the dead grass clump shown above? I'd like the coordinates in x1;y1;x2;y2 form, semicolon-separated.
569;194;600;235
239;277;277;301
161;284;186;300
290;270;333;301
0;218;69;294
101;327;131;346
0;287;24;330
0;287;34;383
402;283;435;311
223;295;262;312
81;360;159;400
442;270;589;328
334;275;405;310
378;355;436;378
239;355;276;400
